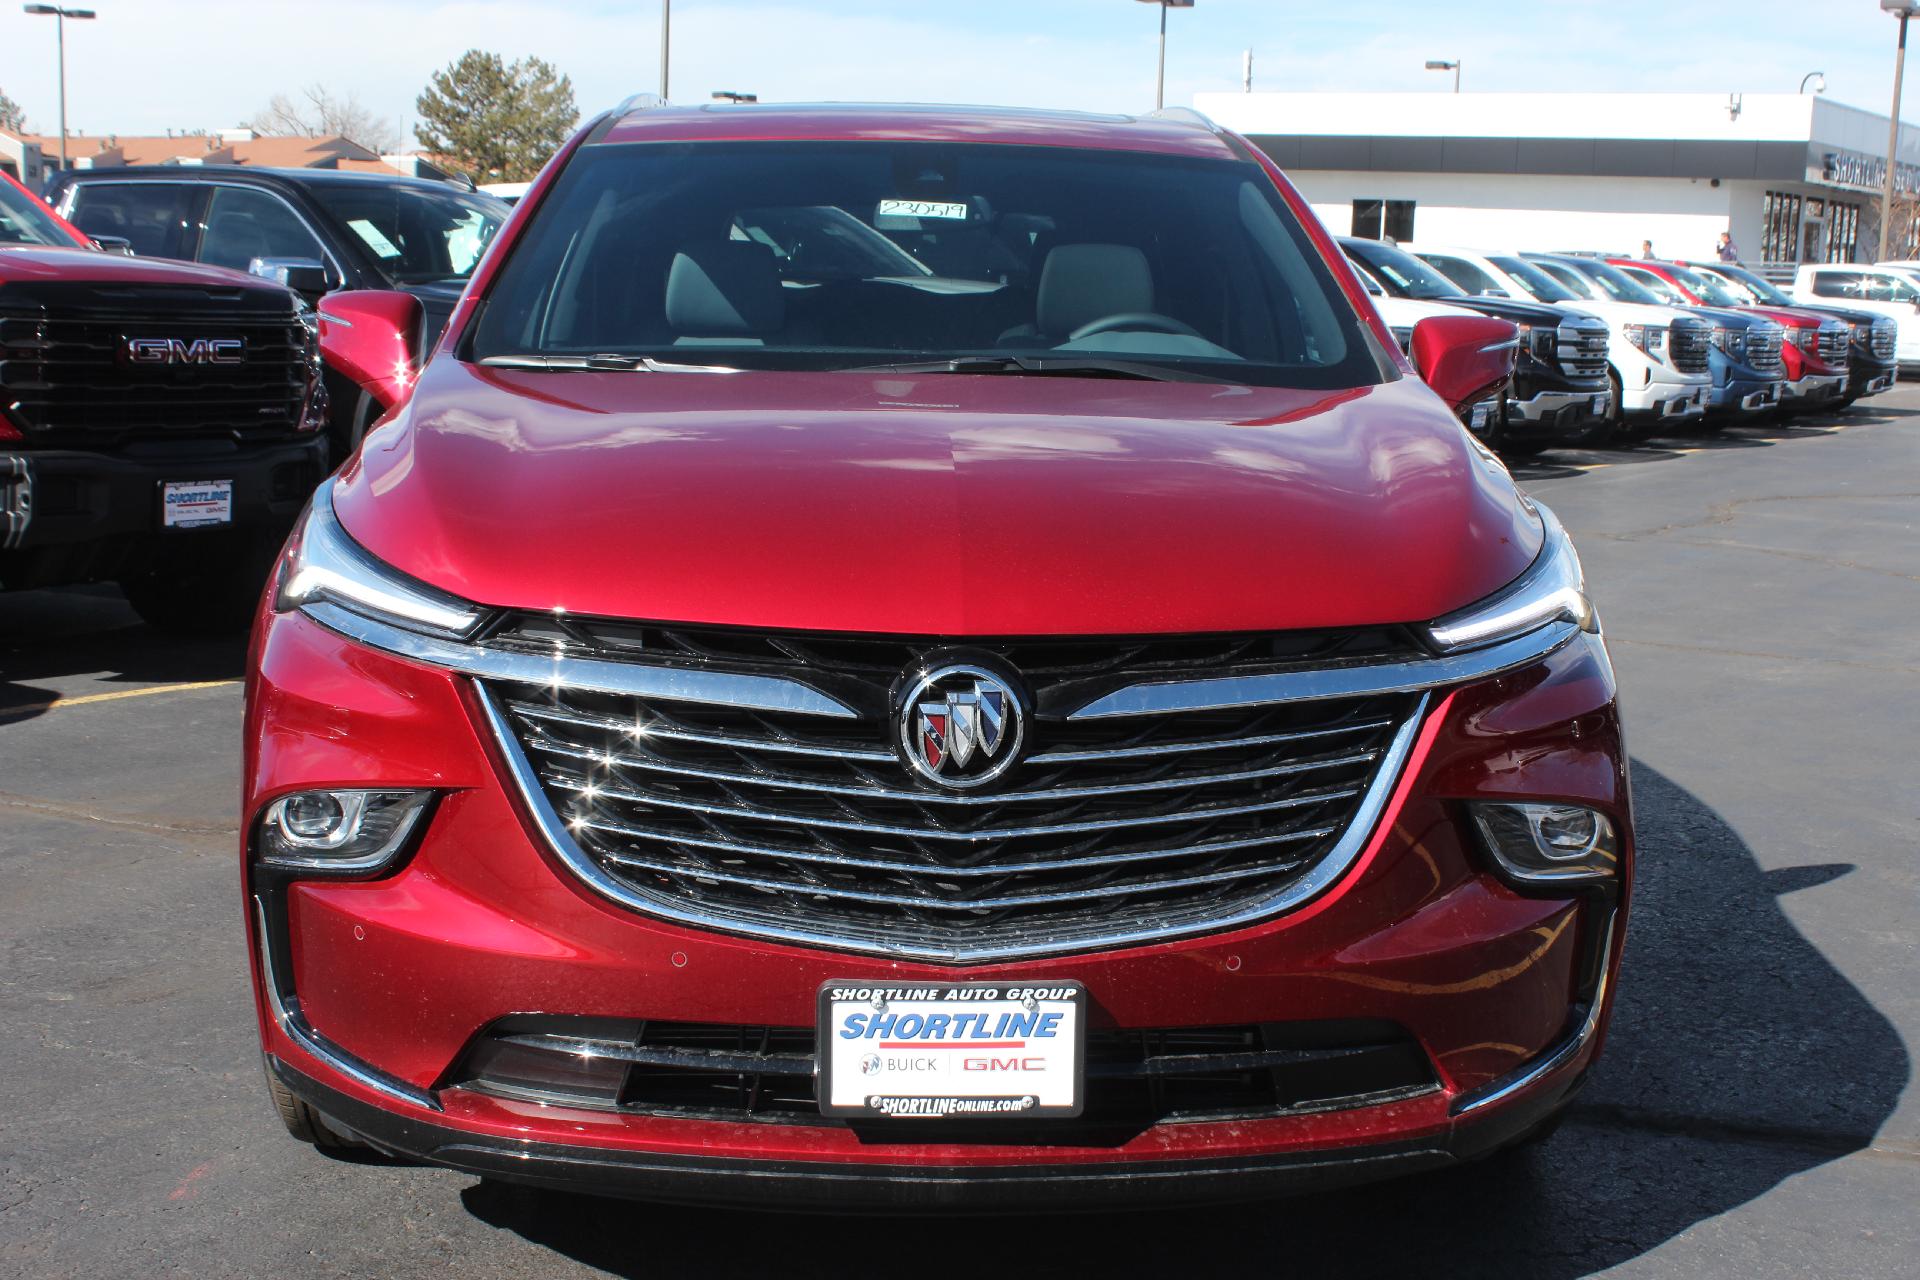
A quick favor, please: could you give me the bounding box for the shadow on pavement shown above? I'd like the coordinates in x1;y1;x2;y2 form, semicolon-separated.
0;585;246;723
455;761;1907;1278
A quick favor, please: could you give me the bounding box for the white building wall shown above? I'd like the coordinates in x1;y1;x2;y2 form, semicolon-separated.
1287;170;1758;262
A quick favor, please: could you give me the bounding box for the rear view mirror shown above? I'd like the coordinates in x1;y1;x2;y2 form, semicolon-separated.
249;257;336;297
1410;314;1521;414
315;290;426;414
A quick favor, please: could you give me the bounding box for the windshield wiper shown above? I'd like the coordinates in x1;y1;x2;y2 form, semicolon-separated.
841;354;1212;383
478;354;740;374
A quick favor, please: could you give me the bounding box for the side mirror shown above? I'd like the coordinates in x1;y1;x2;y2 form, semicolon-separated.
316;290;426;414
91;235;134;256
1410;314;1521;415
249;256;336;297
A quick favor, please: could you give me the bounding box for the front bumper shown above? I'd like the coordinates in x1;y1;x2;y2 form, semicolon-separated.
1848;363;1897;401
1619;377;1708;421
1782;372;1847;407
244;609;1631;1206
1501;386;1611;444
0;438;326;587
1706;374;1785;416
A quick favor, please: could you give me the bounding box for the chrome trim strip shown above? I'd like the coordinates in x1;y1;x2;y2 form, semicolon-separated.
1451;910;1618;1117
495;1032;814;1075
251;895;441;1111
542;771;1362;841
508;701;895;761
568;815;1335;878
479;685;1431;962
521;731;1380;806
597;850;1304;910
1027;717;1396;764
1069;623;1576;721
302;601;856;719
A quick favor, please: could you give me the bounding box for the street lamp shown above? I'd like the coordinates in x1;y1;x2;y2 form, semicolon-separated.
1799;71;1826;94
1425;59;1461;93
22;5;96;175
711;91;757;104
1134;0;1194;112
1880;0;1920;261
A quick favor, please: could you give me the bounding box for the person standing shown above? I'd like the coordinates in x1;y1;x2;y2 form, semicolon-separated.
1641;239;1656;259
1717;230;1741;262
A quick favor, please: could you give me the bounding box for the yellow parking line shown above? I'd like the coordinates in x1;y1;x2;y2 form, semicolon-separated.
2;679;239;718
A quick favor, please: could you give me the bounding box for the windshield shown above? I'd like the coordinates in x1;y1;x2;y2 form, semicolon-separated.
1490;255;1578;303
0;177;79;248
470;141;1384;388
1617;265;1689;305
1663;264;1746;307
1702;264;1787;306
306;183;506;284
1340;239;1466;302
1557;258;1662;306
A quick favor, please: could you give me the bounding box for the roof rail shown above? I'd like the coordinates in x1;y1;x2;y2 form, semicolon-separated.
1147;105;1220;134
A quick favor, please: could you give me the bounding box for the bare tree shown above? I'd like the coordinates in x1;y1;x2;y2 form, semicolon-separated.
0;86;26;134
247;85;398;153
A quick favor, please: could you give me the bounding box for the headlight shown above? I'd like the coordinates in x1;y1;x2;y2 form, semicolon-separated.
1706;324;1732;352
1792;328;1818;352
1425;503;1595;653
276;482;483;638
257;788;435;873
1621;322;1667;357
1469;802;1619;887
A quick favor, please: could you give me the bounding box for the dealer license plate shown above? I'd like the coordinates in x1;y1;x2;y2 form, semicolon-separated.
817;981;1085;1119
161;479;233;529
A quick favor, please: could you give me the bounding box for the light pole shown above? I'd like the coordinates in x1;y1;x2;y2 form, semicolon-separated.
1881;1;1920;261
659;0;671;102
1134;0;1194;112
1799;71;1826;94
1425;59;1461;93
22;5;96;174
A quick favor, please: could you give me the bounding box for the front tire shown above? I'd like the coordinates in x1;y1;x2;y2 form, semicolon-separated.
264;1060;363;1152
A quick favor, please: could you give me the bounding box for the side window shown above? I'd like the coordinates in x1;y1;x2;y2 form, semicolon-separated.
1423;253;1500;295
1880;273;1920;302
65;183;196;259
198;187;327;273
1619;266;1682;304
1811;270;1863;299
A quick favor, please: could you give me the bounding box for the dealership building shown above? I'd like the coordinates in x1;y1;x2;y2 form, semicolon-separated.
1194;91;1920;271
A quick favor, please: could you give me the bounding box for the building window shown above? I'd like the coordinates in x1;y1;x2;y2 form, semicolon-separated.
1351;199;1415;242
1825;200;1861;263
1761;191;1802;264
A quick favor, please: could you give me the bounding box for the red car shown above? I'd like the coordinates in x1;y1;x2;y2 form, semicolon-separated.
246;102;1630;1209
1607;256;1852;412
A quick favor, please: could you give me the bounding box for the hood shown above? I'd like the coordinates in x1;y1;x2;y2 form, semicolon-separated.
333;361;1542;637
1448;296;1579;327
0;244;291;292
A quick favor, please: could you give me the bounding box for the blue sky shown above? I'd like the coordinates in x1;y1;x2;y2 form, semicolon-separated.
1;1;1914;141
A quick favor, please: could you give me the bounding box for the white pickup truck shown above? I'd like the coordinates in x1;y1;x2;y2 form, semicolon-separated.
1792;264;1920;365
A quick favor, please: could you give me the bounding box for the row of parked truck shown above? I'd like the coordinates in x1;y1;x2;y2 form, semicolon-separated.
1344;237;1907;455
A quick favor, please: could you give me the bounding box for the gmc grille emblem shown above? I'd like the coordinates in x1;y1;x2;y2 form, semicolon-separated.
122;336;245;366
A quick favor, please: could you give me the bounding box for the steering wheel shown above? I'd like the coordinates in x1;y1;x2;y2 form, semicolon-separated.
1067;311;1205;342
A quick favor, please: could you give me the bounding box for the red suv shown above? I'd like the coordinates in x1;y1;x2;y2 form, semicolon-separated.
246;102;1630;1209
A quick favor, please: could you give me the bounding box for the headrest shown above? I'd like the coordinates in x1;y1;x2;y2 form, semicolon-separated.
664;241;784;337
1036;243;1153;338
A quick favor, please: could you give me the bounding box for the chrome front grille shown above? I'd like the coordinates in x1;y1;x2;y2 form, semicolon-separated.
1668;319;1711;374
1871;322;1897;362
1554;320;1610;379
1817;325;1849;365
1744;324;1783;375
479;623;1426;961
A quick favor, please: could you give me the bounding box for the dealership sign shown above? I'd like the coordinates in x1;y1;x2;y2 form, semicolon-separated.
1821;150;1920;195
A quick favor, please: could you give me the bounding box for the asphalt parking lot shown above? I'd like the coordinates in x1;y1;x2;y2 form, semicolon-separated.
2;394;1916;1279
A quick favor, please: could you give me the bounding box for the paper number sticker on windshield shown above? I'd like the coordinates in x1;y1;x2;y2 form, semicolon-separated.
877;199;969;221
348;218;404;260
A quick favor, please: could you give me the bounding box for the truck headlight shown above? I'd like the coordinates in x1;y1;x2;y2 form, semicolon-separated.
258;788;435;873
1425;503;1595;653
1469;801;1619;886
276;482;483;638
1621;322;1666;357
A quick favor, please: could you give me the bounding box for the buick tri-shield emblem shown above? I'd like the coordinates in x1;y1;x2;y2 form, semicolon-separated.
898;664;1026;790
